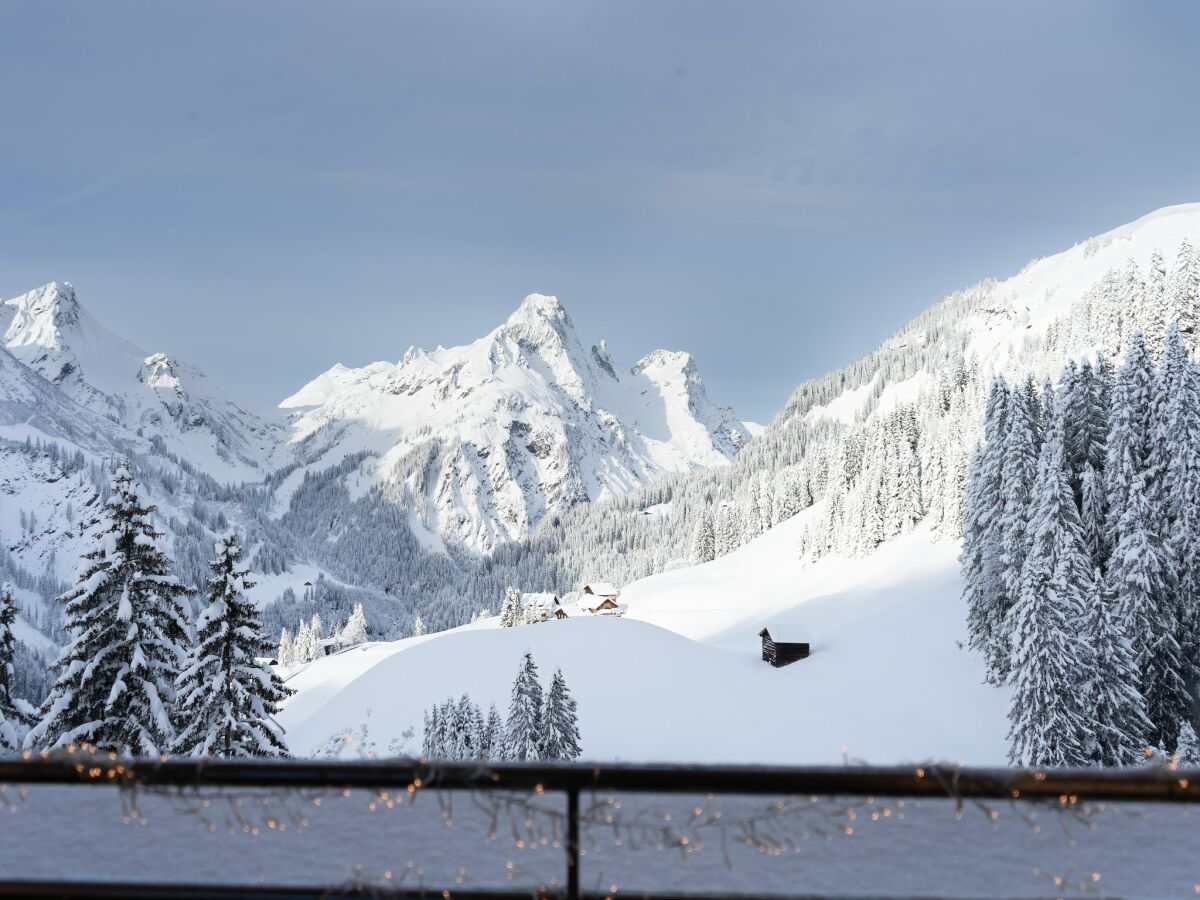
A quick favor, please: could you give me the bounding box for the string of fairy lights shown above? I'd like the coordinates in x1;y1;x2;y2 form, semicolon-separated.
1;745;1197;897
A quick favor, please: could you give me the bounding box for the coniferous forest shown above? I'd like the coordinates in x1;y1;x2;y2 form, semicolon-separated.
962;326;1200;766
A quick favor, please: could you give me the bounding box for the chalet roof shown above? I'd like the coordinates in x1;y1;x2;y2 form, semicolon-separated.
583;582;620;597
759;623;811;644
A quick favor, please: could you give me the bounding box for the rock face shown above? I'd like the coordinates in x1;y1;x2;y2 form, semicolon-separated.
281;294;749;552
0;283;284;480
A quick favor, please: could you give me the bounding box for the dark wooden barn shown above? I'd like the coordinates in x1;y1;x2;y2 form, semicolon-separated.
759;625;811;667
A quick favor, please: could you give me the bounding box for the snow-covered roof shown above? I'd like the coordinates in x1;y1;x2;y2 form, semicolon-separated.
519;591;559;608
583;582;620;597
759;624;810;644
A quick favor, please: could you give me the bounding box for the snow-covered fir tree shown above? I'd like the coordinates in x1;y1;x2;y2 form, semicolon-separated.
340;603;368;647
501;650;544;761
499;587;522;628
542;668;582;761
962;379;1011;684
412;615;426;637
1006;408;1094;767
173;532;292;757
1081;569;1150;766
277;628;294;667
691;509;715;564
1176;721;1200;766
0;583;33;753
482;703;503;759
26;463;191;754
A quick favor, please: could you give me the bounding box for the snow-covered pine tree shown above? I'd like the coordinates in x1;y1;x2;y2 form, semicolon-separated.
0;584;33;753
999;385;1040;627
482;703;504;760
541;668;582;761
744;483;763;543
502;651;544;761
1006;409;1094;767
1158;329;1200;689
412;615;426;637
499;587;522;628
1169;240;1200;344
25;462;191;754
691;509;715;564
277;628;294;667
173;532;292;758
1175;721;1200;766
1108;470;1187;752
340;603;368;647
1105;332;1155;534
1081;568;1151;766
1146;250;1169;361
1079;464;1107;571
294;620;313;664
715;505;740;557
961;378;1011;684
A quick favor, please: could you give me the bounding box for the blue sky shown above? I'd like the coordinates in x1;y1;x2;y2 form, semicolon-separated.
3;1;1199;422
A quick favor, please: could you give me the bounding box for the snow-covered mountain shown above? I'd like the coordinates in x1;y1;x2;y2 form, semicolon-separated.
279;202;1200;765
0;283;284;481
279;293;748;551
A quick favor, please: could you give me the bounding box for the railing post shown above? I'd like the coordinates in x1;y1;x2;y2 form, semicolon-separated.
566;784;580;900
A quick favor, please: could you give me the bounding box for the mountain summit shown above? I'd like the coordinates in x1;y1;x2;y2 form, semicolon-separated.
0;282;283;480
280;293;749;551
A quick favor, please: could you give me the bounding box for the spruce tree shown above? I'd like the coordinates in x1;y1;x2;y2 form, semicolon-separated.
340;603;368;647
542;668;582;761
691;509;715;563
999;386;1039;617
1105;332;1155;533
173;532;292;758
1175;721;1200;765
277;628;294;667
1169;240;1200;343
499;587;522;628
962;378;1011;684
482;703;504;760
1081;569;1150;766
1108;471;1187;751
1006;414;1093;767
0;584;32;753
502;651;544;761
26;463;191;754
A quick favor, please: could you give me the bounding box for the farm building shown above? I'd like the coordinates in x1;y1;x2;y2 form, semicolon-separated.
582;582;620;601
758;625;811;667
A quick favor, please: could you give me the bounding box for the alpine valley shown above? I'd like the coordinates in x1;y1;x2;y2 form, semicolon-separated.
5;203;1200;763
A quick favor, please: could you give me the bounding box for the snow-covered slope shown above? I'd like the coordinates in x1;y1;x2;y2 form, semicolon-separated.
1;283;284;481
278;203;1200;763
280;294;748;551
280;516;1007;764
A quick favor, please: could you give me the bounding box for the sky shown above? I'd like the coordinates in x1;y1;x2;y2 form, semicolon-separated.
3;2;1200;423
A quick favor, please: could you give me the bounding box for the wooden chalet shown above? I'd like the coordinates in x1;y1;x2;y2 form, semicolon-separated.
759;624;811;668
586;596;620;614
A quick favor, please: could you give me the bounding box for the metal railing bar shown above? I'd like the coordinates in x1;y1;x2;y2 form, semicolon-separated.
1;757;1198;803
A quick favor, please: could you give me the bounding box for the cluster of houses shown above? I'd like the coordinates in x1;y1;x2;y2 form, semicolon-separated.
515;582;624;622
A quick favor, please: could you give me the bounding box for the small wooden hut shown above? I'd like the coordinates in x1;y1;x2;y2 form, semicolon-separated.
759;625;810;668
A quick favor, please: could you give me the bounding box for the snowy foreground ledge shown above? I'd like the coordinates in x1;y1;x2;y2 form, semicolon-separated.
2;757;1200;898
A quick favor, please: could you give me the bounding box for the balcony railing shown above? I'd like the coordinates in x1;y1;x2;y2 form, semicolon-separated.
1;755;1198;899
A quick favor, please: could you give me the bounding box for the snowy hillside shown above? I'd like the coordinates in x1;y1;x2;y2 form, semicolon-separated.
1;283;285;481
280;517;1007;764
279;293;748;551
278;202;1200;764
